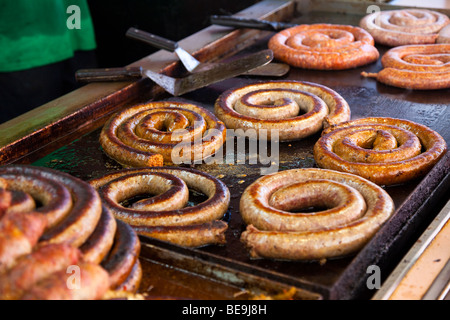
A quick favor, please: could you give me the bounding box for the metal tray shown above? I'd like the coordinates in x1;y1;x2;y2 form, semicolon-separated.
137;236;321;300
2;0;450;299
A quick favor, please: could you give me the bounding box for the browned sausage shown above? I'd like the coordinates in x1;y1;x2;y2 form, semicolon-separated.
0;165;143;298
90;167;230;248
314;117;448;185
0;172;72;228
21;262;110;300
437;25;450;43
0;165;103;248
99;101;226;167
6;190;35;215
0;244;81;300
79;206;117;264
0;188;12;219
134;220;228;247
239;168;395;260
113;260;142;294
361;44;450;90
0;211;47;273
0;178;6;189
268;24;379;70
101;220;140;290
214;80;351;141
360;9;450;46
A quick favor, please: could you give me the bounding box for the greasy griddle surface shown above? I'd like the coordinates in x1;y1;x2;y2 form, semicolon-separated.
32;10;450;298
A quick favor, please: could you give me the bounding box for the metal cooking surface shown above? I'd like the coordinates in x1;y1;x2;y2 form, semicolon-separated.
32;56;449;297
30;10;450;299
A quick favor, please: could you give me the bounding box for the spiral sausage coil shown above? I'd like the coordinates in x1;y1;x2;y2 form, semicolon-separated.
90;167;230;248
240;168;395;261
313;117;447;185
268;24;379;70
0;165;142;299
100;101;226;167
214;80;351;141
361;44;450;90
360;9;450;47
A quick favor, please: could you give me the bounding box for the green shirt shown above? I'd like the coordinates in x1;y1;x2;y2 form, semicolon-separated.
0;0;96;72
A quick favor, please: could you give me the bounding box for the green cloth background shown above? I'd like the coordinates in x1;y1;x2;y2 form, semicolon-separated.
0;0;96;72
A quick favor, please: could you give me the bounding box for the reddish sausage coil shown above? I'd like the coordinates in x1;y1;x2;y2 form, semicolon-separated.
240;168;395;261
313;117;448;186
214;80;351;141
359;9;450;47
268;24;379;70
90;167;230;248
100;101;226;167
361;44;450;90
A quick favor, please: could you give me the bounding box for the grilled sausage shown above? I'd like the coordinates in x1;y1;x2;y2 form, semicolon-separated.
113;260;143;294
214;80;351;141
134;220;228;247
314;117;448;185
0;165;142;297
437;24;450;43
0;165;103;248
101;220;141;290
360;9;450;46
21;262;110;300
90;167;230;247
239;168;395;260
0;211;47;273
361;43;450;90
0;244;81;300
268;24;379;70
79;206;117;264
6;190;36;215
99;101;226;167
0;188;12;219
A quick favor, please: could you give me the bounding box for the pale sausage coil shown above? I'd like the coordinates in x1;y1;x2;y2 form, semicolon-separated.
360;9;450;46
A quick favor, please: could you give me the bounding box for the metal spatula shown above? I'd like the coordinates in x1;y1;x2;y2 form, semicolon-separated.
76;49;274;96
125;27;289;77
126;28;201;72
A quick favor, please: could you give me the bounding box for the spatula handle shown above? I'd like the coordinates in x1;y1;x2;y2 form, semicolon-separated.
210;15;296;31
126;28;178;52
75;67;143;82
